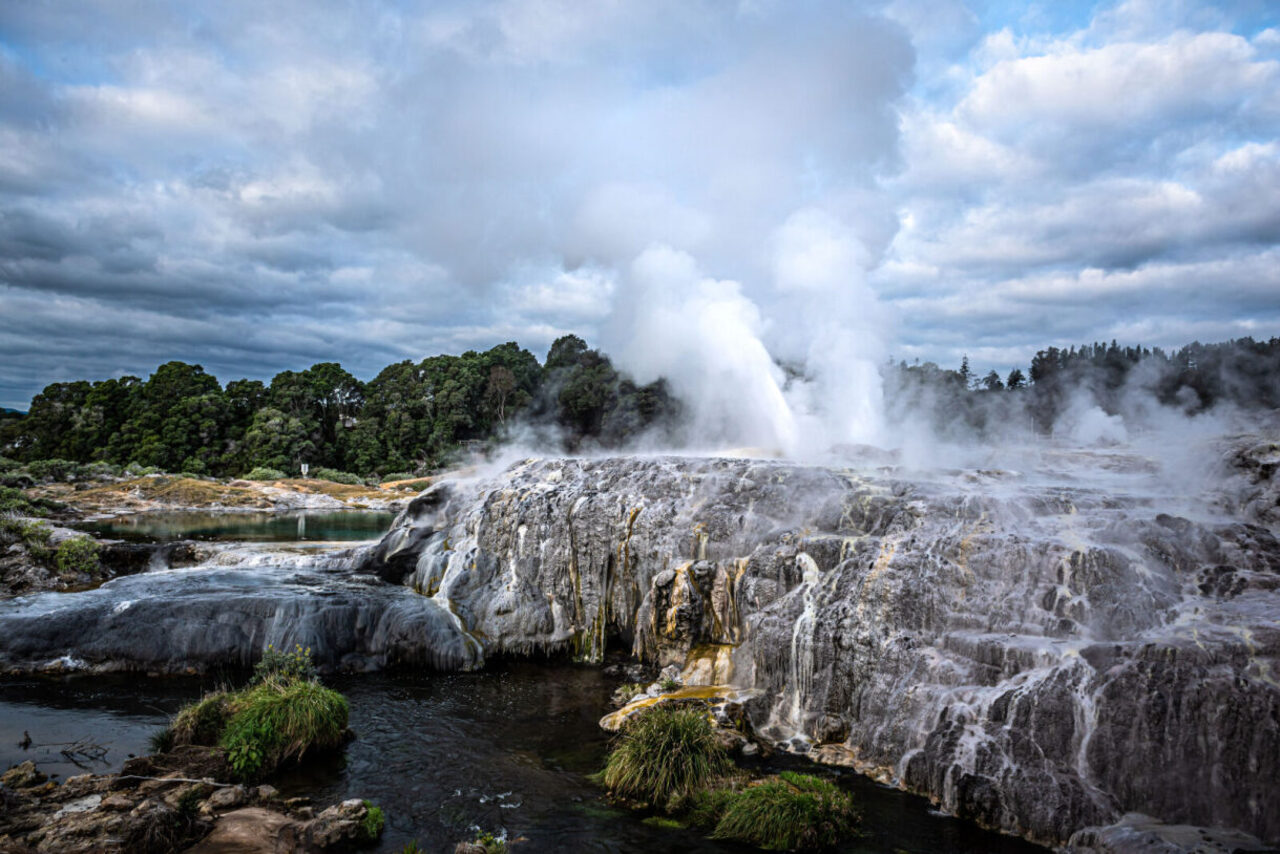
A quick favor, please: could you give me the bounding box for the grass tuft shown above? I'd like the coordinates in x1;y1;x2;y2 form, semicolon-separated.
170;692;231;747
600;705;731;812
360;800;385;840
220;677;348;780
710;771;859;851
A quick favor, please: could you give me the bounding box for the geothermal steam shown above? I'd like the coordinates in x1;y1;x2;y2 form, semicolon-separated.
609;209;889;457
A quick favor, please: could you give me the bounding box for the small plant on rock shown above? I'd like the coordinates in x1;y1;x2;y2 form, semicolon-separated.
601;705;731;812
253;643;319;684
360;800;385;840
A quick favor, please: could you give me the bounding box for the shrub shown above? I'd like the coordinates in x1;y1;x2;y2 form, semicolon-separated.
82;461;122;480
380;472;415;483
252;644;318;685
600;705;731;811
243;467;286;481
710;772;859;851
0;456;20;474
25;459;81;482
310;467;363;485
170;692;232;747
220;678;349;780
0;517;53;561
360;800;385;840
54;535;100;576
471;831;507;854
125;462;163;477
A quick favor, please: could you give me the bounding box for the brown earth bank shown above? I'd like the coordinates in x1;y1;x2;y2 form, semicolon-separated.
27;474;423;518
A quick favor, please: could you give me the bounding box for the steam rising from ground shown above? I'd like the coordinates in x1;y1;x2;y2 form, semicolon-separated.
607;210;890;458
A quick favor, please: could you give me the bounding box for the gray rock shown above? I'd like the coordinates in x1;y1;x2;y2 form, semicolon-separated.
204;784;247;811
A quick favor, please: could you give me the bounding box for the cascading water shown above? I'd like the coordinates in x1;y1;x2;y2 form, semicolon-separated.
1;443;1277;851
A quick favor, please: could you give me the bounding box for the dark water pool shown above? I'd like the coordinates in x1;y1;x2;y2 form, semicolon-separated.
0;664;1045;853
79;510;395;543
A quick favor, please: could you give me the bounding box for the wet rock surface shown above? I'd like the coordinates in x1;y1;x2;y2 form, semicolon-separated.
0;747;379;853
360;446;1280;849
2;440;1277;850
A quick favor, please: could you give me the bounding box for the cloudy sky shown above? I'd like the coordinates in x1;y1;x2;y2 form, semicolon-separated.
1;0;1278;410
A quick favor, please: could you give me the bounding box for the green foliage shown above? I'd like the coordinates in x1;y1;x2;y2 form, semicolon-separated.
148;726;176;755
25;458;81;482
220;678;349;780
360;800;385;840
243;466;286;481
0;486;48;516
0;456;21;473
54;535;100;576
380;471;415;483
1;517;53;561
400;843;421;854
170;692;232;747
252;644;318;684
709;772;859;851
659;677;680;692
125;462;163;476
309;467;363;485
601;706;731;811
471;831;507;853
82;461;122;480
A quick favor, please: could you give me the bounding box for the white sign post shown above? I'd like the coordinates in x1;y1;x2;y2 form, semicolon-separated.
300;463;309;478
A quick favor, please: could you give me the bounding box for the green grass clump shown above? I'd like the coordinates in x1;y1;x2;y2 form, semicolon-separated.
242;466;286;481
220;678;349;780
380;471;415;483
253;643;318;684
360;800;385;840
148;726;175;754
709;771;859;851
601;705;731;811
170;692;232;747
54;535;100;576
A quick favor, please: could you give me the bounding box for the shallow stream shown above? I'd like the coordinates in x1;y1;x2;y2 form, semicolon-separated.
0;663;1045;853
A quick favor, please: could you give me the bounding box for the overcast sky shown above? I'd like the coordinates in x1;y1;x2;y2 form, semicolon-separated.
1;0;1278;409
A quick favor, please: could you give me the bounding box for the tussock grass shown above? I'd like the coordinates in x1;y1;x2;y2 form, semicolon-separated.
220;677;348;780
601;705;731;811
710;771;859;851
169;692;231;747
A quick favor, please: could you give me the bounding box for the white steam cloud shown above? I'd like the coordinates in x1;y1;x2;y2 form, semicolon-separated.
608;208;891;458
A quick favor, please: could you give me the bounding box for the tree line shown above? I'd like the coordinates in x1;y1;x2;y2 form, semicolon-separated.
0;336;679;478
886;336;1280;439
3;334;1276;477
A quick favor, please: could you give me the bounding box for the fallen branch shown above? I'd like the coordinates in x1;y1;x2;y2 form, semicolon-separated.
115;775;237;787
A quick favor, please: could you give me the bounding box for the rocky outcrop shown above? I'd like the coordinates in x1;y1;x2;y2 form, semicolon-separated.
0;749;380;853
361;449;1280;849
2;442;1277;850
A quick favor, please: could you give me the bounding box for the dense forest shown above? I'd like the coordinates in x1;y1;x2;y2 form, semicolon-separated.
1;335;1277;480
0;335;679;480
